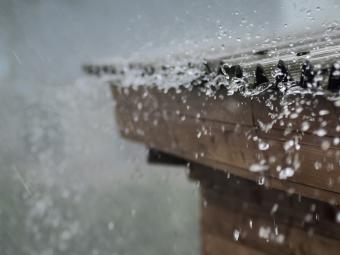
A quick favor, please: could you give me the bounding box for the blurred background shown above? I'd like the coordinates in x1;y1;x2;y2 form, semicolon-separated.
0;0;339;254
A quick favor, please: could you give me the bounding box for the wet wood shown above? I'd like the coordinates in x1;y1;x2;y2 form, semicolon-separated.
85;29;340;90
189;163;340;255
111;85;340;203
203;234;267;255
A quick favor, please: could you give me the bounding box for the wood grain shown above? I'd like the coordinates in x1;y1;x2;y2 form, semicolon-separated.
190;163;340;255
111;84;340;203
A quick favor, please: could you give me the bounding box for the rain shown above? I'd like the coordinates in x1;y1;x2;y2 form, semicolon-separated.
2;0;340;255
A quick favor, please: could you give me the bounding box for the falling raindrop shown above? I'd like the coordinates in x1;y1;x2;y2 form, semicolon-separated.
290;112;298;119
233;229;240;241
108;221;115;231
276;234;285;244
283;140;294;151
301;121;310;132
271;203;279;215
314;161;322;170
321;140;331;150
258;141;270;151
314;128;327;137
336;212;340;224
258;176;265;185
319;109;330;116
279;167;294;180
249;164;269;172
258;226;271;240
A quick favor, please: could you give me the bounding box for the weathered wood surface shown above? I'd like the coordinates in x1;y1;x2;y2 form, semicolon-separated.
112;84;340;203
84;29;340;90
189;163;340;255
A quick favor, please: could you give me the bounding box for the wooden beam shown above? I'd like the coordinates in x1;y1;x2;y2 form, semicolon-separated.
147;149;187;165
112;85;340;203
190;163;340;255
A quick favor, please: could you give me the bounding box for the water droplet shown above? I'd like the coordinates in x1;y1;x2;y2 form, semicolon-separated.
249;164;269;172
279;167;294;180
290;112;298;119
321;140;331;150
276;234;285;244
258;176;265;185
304;213;313;222
319;109;330;116
314;128;327;137
283;140;294;151
108;221;115;230
203;200;208;208
258;141;269;151
271;204;279;215
314;161;322;170
336;212;340;223
259;226;271;240
233;229;240;241
301;121;310;132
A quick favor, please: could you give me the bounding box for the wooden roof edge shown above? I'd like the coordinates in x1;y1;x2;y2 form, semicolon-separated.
82;28;340;93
